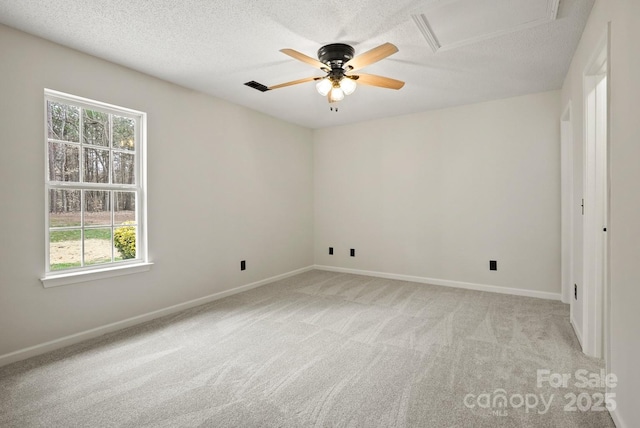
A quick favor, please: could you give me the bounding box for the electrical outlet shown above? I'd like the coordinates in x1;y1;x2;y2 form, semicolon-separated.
350;249;355;257
329;247;334;255
489;260;497;271
241;260;246;271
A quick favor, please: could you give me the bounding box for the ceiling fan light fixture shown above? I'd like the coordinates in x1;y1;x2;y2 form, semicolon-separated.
316;78;332;96
329;85;345;102
256;42;403;109
340;77;357;95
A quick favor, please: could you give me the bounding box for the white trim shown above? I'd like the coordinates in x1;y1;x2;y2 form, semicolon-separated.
412;0;559;53
45;88;145;117
570;314;583;349
609;408;626;428
41;262;154;288
44;88;148;279
604;22;612;380
313;265;561;301
561;101;574;305
411;14;441;53
3;266;314;367
581;28;609;359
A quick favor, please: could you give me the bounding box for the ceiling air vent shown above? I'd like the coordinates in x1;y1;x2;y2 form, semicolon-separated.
244;81;270;92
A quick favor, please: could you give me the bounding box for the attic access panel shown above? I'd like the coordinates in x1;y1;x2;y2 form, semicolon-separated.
412;0;559;53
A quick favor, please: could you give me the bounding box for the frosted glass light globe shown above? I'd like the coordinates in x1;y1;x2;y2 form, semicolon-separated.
340;77;357;95
329;86;345;102
316;78;332;96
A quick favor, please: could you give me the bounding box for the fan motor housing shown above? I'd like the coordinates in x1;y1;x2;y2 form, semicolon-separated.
317;43;355;69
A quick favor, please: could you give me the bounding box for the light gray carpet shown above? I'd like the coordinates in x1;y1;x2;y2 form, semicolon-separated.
0;270;615;427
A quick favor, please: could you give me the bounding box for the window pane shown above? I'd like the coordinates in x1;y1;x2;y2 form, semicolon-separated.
47;101;79;142
85;228;112;265
114;224;136;260
112;115;135;151
45;92;145;274
50;229;81;270
83;148;110;183
49;189;81;227
114;191;136;224
83;109;110;147
113;152;135;184
85;190;111;225
48;142;80;182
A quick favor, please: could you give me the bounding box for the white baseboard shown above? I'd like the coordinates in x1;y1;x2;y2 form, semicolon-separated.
570;315;583;350
0;265;314;368
609;408;626;428
313;265;562;301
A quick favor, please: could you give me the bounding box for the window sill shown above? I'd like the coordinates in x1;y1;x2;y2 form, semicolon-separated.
41;262;153;288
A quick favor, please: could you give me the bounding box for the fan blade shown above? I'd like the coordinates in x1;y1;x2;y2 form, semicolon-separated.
280;49;329;71
351;73;405;90
268;76;322;90
344;42;398;72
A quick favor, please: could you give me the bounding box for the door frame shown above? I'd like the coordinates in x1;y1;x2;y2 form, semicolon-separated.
581;26;609;360
560;102;573;306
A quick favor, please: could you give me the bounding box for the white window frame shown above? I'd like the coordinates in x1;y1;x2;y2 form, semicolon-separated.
41;89;151;287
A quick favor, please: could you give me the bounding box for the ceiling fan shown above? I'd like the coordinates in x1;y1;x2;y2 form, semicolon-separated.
245;42;404;111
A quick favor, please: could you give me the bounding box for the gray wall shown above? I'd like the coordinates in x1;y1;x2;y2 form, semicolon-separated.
0;24;314;356
314;91;561;295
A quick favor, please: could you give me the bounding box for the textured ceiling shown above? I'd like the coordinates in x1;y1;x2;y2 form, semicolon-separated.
0;0;594;129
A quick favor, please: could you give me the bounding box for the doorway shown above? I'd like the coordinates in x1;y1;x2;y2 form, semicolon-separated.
581;29;609;360
560;103;573;307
